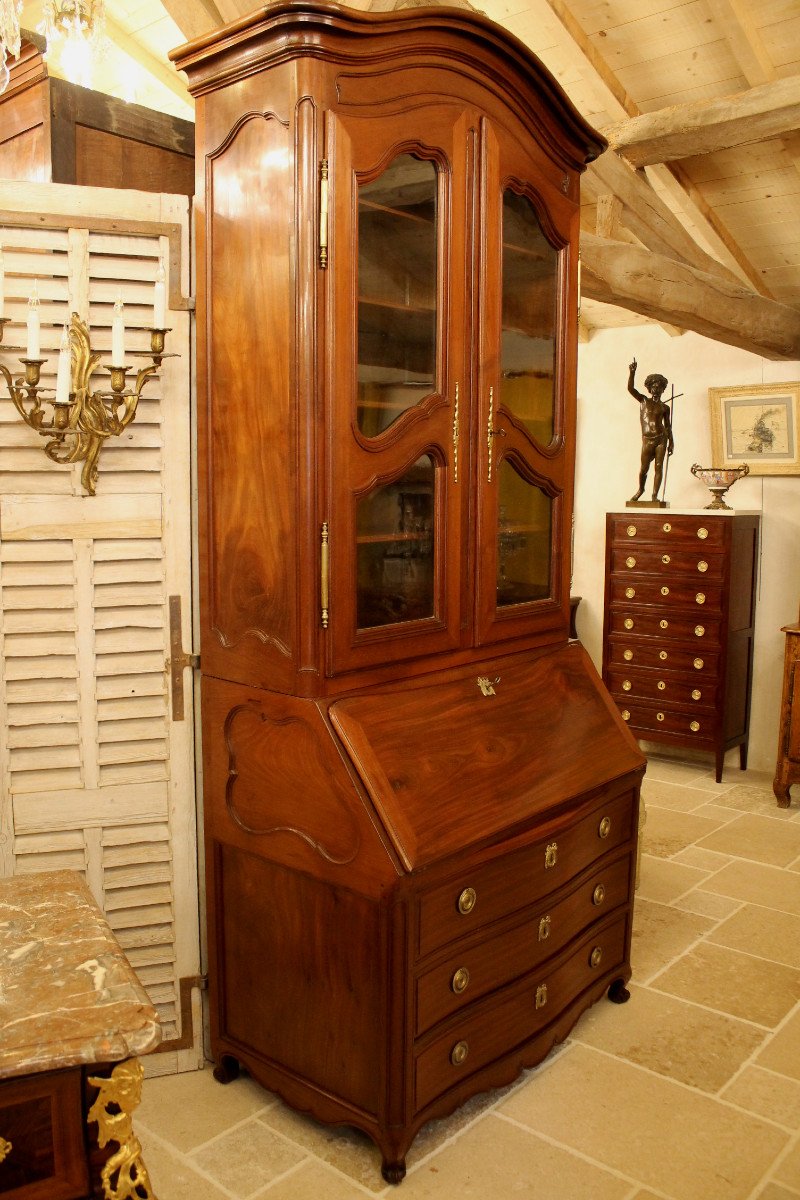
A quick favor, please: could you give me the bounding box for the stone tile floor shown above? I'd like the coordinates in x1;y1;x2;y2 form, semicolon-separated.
137;755;800;1199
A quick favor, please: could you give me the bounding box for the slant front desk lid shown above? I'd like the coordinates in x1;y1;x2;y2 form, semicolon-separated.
330;643;645;872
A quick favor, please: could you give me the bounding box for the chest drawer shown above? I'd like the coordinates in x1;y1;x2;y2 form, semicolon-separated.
610;577;723;612
416;791;635;958
611;547;724;579
608;609;720;644
609;515;725;547
607;668;716;711
607;637;718;677
616;700;717;744
415;854;631;1035
414;915;628;1110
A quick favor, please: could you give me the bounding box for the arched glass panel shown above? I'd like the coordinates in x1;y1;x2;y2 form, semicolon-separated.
357;154;438;436
501;189;558;446
357;455;435;628
497;459;552;606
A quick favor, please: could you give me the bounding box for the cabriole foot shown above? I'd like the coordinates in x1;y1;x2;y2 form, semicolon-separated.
382;1159;407;1185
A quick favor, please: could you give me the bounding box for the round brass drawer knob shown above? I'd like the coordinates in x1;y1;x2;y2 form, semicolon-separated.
621;709;630;721
625;556;636;568
624;649;633;661
698;560;709;573
694;657;704;669
695;625;705;637
692;689;701;700
663;522;672;532
622;680;631;691
598;816;611;839
657;712;665;722
592;883;606;906
659;619;669;629
659;650;668;661
690;720;700;732
624;618;634;630
450;1040;469;1066
451;967;470;994
662;554;671;564
657;680;666;691
697;527;709;539
457;887;477;915
696;593;706;605
589;946;603;968
660;586;670;596
627;525;637;537
625;587;635;599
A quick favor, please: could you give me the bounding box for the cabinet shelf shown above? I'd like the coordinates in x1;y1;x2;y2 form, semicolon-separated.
360;198;435;227
357;531;431;545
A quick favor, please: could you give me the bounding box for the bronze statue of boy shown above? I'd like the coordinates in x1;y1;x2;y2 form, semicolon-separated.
627;358;674;503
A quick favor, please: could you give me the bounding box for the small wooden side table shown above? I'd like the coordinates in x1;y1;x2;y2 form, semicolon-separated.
774;608;800;808
0;870;160;1199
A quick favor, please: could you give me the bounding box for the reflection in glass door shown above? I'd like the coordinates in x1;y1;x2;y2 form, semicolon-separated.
357;154;438;437
496;459;552;607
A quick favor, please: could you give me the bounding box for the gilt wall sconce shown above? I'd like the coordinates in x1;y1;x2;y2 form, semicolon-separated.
0;257;171;496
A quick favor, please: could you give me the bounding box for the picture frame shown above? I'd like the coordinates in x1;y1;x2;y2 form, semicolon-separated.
709;381;800;476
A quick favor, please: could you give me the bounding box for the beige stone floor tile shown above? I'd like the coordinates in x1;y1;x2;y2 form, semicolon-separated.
722;1066;800;1130
651;942;800;1027
399;1112;632;1199
696;813;800;867
774;1139;800;1191
253;1161;378;1199
257;1104;386;1193
630;897;713;983
692;802;745;823
138;1065;272;1153
636;854;708;904
499;1044;788;1200
714;784;798;819
641;807;727;859
699;860;800;916
673;889;743;919
570;982;765;1091
758;1009;800;1081
755;1183;800;1200
136;1127;233;1200
709;904;800;969
192;1118;308;1198
673;845;733;870
642;754;719;786
640;777;721;812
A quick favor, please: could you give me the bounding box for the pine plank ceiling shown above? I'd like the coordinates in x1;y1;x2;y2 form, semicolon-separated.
19;0;800;358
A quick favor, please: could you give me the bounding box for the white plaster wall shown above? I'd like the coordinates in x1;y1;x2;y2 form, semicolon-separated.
573;324;800;775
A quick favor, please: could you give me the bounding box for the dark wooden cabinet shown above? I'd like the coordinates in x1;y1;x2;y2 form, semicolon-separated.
602;511;760;782
773;608;800;807
173;2;644;1182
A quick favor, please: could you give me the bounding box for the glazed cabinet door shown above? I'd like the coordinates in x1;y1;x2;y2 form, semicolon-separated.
474;120;576;649
327;107;471;675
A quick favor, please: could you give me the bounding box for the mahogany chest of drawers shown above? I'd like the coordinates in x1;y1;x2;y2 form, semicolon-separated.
602;511;760;781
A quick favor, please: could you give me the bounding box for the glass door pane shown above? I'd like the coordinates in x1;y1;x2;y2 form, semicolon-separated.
496;460;552;607
501;189;558;446
357;455;435;628
358;154;438;437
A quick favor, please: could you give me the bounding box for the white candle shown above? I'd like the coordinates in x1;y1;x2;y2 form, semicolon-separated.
0;244;5;321
111;293;125;365
153;260;166;328
55;323;71;405
26;285;40;360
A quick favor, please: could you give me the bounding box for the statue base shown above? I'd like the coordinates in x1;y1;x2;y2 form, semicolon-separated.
625;499;669;508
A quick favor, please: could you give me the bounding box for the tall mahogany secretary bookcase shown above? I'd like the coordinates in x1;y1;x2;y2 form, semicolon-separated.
172;3;645;1182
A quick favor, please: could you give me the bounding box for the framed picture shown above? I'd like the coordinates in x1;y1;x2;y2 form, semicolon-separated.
709;382;800;476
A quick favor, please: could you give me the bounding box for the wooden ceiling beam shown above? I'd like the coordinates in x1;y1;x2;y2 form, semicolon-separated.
580;232;800;361
604;76;800;168
104;15;193;106
159;0;225;43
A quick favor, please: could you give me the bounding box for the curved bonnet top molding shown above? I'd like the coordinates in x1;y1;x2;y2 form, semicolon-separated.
169;1;607;171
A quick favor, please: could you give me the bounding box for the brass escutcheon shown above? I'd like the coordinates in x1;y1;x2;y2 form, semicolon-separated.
660;619;669;629
590;946;603;968
661;586;670;595
451;967;470;994
538;915;551;941
544;842;558;869
662;554;671;564
690;720;700;732
592;884;606;906
696;593;706;604
450;1040;469;1066
457;887;476;915
692;689;701;700
622;679;631;691
659;650;668;660
657;712;665;722
695;625;705;637
535;984;548;1009
627;525;637;537
624;618;634;630
663;522;672;532
621;709;630;721
625;587;635;598
697;527;709;539
657;680;666;690
598;816;611;839
698;560;709;573
694;657;704;669
626;556;636;568
624;649;633;661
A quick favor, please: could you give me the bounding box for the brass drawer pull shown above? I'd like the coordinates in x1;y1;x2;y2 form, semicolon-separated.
663;522;671;533
690;720;700;732
622;680;631;691
538;915;551;941
598;816;611;839
589;946;603;968
660;586;669;596
697;526;708;539
627;525;637;537
625;587;635;599
621;709;630;721
535;983;548;1009
694;657;704;669
661;554;670;564
659;650;668;661
659;619;668;629
624;649;633;661
696;593;706;605
695;625;705;637
592;883;606;906
626;556;636;568
624;618;634;630
698;560;708;573
451;967;470;994
457;887;476;915
692;689;701;700
656;712;665;722
544;842;558;869
657;680;666;691
450;1040;469;1066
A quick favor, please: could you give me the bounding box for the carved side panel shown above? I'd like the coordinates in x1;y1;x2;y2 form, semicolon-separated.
205;112;295;663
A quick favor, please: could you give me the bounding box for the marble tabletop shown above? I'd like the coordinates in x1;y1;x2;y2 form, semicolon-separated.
0;869;161;1079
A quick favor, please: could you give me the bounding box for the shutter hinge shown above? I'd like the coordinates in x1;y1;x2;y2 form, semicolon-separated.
319;158;329;269
153;974;208;1054
168;594;200;722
